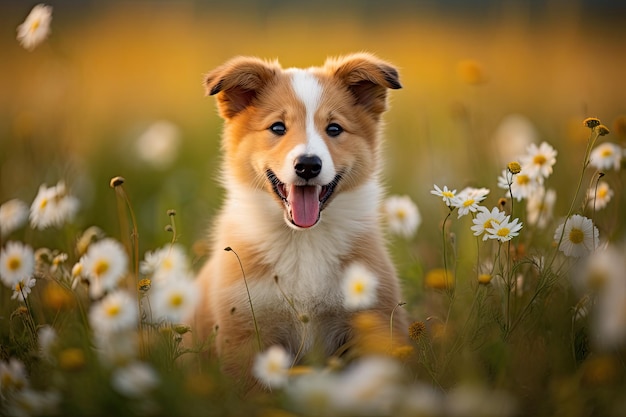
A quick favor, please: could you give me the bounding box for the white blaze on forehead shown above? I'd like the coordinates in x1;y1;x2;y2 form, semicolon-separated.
280;69;335;184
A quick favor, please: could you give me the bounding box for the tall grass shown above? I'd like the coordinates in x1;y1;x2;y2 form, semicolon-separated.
1;2;626;416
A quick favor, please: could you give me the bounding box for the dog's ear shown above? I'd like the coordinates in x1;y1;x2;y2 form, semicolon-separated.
204;57;280;119
326;53;401;115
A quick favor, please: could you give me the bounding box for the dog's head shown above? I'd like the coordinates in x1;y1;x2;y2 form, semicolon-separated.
205;53;401;230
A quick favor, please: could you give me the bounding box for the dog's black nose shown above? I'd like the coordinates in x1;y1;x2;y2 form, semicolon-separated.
294;155;322;180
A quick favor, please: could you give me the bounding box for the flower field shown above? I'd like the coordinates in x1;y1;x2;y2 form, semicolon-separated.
1;2;626;416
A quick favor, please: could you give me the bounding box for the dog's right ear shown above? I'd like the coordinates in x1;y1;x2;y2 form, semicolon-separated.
204;57;280;119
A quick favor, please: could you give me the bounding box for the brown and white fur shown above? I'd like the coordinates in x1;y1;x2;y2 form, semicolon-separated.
190;53;407;387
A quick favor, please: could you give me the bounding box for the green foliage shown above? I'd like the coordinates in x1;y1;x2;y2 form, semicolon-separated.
2;3;626;416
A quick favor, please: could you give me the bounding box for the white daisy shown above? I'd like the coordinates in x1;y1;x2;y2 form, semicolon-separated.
486;215;523;242
89;290;138;334
497;169;539;201
111;361;160;398
286;370;339;415
140;244;189;284
49;253;68;274
149;275;199;324
573;246;624;295
587;181;613;211
471;206;507;241
30;184;56;229
29;181;79;230
526;187;556;229
81;238;128;298
384;195;421;239
1;241;35;288
520;141;557;180
0;358;29;393
5;388;60;417
430;184;457;206
11;277;37;302
399;384;445;417
554;214;599;258
571;245;626;349
135;120;181;170
331;356;403;416
589;142;622;171
37;325;57;361
70;258;85;290
341;262;379;310
252;345;292;389
594;274;626;350
452;187;490;218
51;181;79;225
447;385;517;417
0;199;29;237
492;114;537;166
16;4;53;51
93;330;138;367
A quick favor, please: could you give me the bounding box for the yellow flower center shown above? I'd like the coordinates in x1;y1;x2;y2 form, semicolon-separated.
267;360;282;374
516;175;530;185
94;260;109;277
463;199;475;208
138;278;152;292
30;19;41;33
508;161;522;174
1;373;13;388
59;348;86;371
533;154;547;165
105;304;120;317
1;373;24;390
39;197;48;209
169;293;184;307
478;274;493;284
7;256;21;271
483;218;499;230
569;228;585;244
600;148;613;157
353;281;365;295
395;209;406;220
442;191;454;198
425;268;454;290
497;227;510;237
162;257;173;271
15;282;23;291
597;187;607;199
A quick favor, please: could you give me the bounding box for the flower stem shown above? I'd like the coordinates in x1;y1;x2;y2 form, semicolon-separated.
225;246;262;352
441;209;453;289
390;301;406;352
547;128;600;271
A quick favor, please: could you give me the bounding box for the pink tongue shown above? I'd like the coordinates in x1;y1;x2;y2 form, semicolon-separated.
288;185;320;228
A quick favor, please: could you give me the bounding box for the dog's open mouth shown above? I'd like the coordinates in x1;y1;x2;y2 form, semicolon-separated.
266;170;341;229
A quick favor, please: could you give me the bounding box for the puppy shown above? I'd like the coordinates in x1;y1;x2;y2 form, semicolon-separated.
190;53;407;388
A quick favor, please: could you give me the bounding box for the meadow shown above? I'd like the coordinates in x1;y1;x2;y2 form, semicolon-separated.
1;1;626;416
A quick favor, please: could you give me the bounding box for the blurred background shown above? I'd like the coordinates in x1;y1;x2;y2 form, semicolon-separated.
1;0;625;265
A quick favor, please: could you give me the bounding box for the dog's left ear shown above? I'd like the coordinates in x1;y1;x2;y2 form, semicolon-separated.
326;53;401;115
204;56;280;119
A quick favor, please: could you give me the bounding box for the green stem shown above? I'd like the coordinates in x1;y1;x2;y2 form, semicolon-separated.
390;302;406;351
110;177;144;355
441;209;454;290
225;247;262;352
547;128;600;271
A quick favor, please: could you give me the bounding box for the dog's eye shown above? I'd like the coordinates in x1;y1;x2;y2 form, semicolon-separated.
326;123;343;137
269;122;287;136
